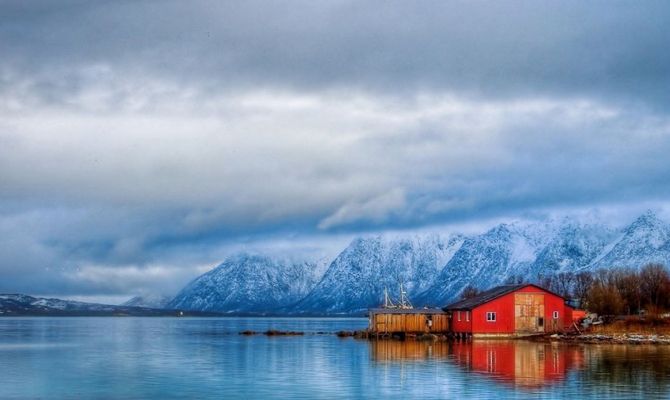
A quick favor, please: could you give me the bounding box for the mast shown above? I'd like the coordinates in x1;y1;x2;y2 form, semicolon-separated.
382;284;413;309
383;287;395;309
399;283;413;309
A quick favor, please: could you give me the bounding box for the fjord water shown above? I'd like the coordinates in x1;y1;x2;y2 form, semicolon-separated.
0;318;669;399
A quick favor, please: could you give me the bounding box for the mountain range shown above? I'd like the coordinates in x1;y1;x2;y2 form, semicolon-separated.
167;210;670;315
4;211;670;316
0;294;216;317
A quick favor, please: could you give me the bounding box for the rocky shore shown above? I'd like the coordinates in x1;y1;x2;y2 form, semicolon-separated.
236;329;670;344
538;333;670;344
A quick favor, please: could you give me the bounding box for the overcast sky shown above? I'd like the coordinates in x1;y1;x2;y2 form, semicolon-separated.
1;1;669;301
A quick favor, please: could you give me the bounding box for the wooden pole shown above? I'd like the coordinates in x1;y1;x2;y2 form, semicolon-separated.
572;321;581;334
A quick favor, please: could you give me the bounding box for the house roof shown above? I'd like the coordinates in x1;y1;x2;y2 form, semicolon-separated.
442;283;564;311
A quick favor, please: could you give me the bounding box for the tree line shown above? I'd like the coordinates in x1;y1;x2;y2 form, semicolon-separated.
540;263;670;316
461;263;670;316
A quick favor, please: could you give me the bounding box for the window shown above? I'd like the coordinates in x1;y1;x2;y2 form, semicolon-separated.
552;311;559;319
466;311;470;322
486;312;496;322
457;311;461;321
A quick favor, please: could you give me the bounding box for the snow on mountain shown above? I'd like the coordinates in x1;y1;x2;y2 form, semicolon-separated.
415;222;553;306
414;212;670;306
0;294;102;313
165;210;670;314
525;218;616;279
5;212;666;316
589;210;670;270
166;253;327;313
0;294;200;316
292;234;464;314
122;294;172;309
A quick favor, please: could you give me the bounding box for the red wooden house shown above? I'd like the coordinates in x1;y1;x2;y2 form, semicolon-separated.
443;284;573;337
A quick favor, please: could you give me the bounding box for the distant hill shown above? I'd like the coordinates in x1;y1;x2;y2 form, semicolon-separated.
0;294;217;317
121;294;173;309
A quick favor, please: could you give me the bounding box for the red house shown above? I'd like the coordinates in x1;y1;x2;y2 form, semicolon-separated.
443;284;573;337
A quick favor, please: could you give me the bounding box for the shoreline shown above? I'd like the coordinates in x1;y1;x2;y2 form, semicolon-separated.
535;332;670;345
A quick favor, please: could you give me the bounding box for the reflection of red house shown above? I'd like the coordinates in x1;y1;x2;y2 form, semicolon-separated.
444;284;573;337
450;340;584;388
367;339;585;389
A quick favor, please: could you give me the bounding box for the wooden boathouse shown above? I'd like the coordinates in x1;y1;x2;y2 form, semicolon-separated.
367;286;449;336
443;283;574;337
368;308;450;336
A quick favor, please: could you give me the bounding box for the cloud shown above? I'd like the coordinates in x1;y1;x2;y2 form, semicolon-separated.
0;1;669;297
2;1;669;107
63;264;210;296
318;188;407;230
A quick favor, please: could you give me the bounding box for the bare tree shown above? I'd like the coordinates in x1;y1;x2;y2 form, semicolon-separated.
551;272;575;299
537;274;553;291
460;285;481;300
616;268;642;315
573;271;593;309
640;263;670;311
587;269;624;316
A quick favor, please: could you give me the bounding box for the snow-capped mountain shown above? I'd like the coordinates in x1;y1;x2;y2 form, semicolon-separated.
167;211;670;315
121;294;172;309
524;219;616;278
590;211;670;270
293;234;464;314
415;222;552;306
415;214;668;306
166;253;327;313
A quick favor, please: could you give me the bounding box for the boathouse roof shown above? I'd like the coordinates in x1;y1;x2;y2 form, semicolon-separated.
442;283;565;311
368;308;446;314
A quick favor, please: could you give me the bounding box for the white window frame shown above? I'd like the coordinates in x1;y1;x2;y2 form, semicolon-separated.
486;312;496;322
552;311;559;319
466;311;470;322
457;311;461;321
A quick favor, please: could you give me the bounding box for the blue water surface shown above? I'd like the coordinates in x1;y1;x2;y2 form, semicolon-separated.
0;317;668;399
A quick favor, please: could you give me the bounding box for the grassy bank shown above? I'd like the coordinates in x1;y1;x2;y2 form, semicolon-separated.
590;317;670;336
542;317;670;344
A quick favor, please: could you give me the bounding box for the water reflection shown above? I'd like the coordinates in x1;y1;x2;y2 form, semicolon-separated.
2;318;670;399
371;339;670;394
371;340;451;362
579;345;670;399
448;340;584;388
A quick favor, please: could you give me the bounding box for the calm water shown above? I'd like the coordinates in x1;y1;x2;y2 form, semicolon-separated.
0;318;669;399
